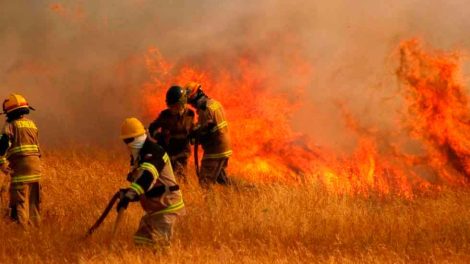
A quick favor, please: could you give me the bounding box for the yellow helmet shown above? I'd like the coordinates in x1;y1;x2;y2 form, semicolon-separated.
2;93;34;114
120;117;146;139
184;82;202;100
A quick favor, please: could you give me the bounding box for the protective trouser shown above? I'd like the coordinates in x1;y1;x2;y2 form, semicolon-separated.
133;213;178;249
10;182;40;227
199;157;230;187
8;156;41;227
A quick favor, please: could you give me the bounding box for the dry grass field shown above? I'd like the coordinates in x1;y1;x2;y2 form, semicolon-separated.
0;147;469;264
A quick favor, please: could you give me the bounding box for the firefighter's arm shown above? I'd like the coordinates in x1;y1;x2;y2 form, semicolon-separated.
117;170;154;211
211;104;227;132
0;133;9;157
188;123;216;143
148;114;164;139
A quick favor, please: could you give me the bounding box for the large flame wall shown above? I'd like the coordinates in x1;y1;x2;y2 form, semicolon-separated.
142;39;470;197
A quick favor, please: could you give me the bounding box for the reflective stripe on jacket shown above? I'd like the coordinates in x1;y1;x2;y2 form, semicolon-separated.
2;118;41;183
128;140;184;215
2;118;41;159
197;99;232;160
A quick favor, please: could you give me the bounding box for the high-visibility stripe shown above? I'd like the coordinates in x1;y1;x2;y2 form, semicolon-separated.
140;162;159;179
11;174;41;183
14;120;37;130
210;121;228;133
8;144;40;156
130;182;145;195
133;235;155;245
163;153;170;164
151;199;185;215
202;150;233;160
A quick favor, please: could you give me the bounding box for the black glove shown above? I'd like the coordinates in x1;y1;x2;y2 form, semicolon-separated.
117;196;129;212
126;171;135;182
206;122;216;132
117;189;132;211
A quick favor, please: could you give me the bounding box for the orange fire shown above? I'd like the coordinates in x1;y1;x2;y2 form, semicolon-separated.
398;39;470;186
142;39;470;197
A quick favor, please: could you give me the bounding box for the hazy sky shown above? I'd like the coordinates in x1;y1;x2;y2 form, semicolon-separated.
1;0;470;147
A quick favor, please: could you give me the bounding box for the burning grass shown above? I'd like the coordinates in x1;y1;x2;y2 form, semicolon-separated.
141;39;470;199
0;148;469;263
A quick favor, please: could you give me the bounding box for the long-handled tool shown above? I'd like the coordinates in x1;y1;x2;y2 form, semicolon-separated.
194;137;201;179
111;208;125;239
86;190;121;237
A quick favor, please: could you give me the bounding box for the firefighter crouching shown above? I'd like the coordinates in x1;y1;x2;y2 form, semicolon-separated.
118;117;185;248
148;86;195;183
0;94;41;227
185;82;232;187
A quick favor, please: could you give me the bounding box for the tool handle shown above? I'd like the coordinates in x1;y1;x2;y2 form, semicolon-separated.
111;208;125;239
194;137;200;179
86;191;121;236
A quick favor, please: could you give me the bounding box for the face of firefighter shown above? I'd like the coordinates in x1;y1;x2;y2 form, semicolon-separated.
126;134;147;164
169;103;185;115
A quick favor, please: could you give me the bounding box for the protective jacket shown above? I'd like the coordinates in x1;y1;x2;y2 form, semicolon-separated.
197;98;232;160
0;117;41;183
126;139;185;215
148;109;195;160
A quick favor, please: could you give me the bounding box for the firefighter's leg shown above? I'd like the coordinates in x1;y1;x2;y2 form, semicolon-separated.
29;182;41;227
134;213;177;250
199;159;218;187
200;158;230;187
9;182;29;226
215;158;230;185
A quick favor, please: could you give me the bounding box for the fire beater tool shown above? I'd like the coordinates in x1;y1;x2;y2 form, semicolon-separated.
86;190;123;237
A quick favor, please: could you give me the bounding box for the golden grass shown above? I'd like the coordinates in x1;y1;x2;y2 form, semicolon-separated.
1;147;470;263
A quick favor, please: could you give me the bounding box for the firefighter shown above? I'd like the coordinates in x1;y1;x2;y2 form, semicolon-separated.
0;93;41;227
148;86;195;182
118;117;185;248
185;82;232;187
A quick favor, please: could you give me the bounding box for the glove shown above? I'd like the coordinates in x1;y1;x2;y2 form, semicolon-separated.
117;189;132;211
116;196;130;212
206;122;216;133
117;188;140;211
126;171;136;182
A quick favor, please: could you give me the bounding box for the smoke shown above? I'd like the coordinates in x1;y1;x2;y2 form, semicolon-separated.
1;0;470;148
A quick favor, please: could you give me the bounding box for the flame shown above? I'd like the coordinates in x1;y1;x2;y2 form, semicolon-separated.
142;39;315;182
142;39;470;197
397;39;470;186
